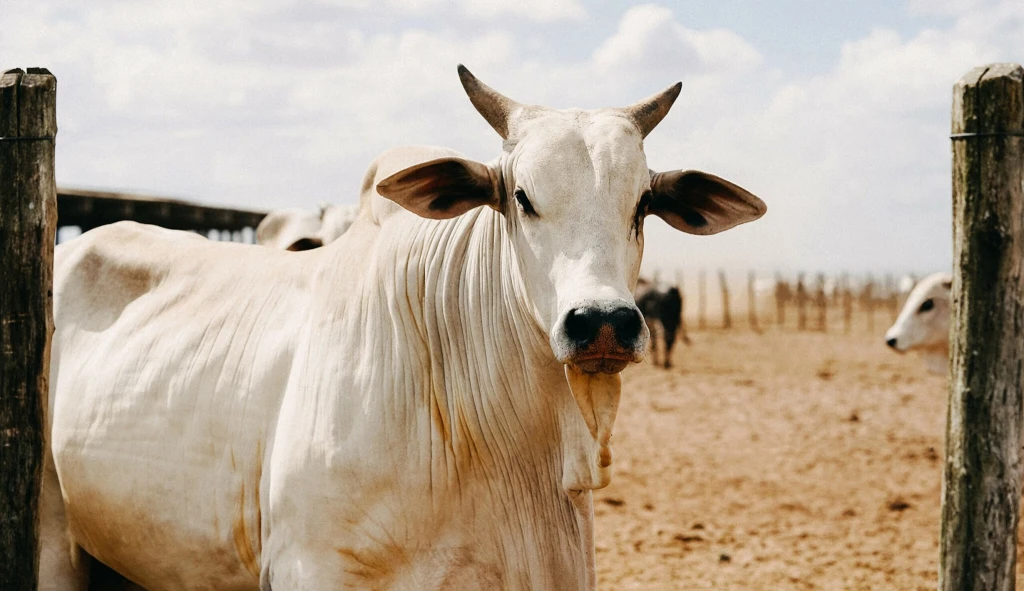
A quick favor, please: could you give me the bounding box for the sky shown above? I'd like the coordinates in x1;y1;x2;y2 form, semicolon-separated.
4;0;1024;276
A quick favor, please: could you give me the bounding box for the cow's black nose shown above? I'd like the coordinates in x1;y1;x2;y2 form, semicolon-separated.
564;305;644;348
886;337;898;349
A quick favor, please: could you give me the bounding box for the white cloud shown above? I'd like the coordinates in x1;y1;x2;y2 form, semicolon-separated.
319;0;584;21
638;3;1021;275
594;5;760;77
462;0;585;22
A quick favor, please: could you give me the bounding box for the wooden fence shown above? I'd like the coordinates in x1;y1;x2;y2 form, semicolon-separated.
678;269;905;335
56;187;266;243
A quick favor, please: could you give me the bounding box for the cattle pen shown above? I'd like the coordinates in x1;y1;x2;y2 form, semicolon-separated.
3;62;1024;589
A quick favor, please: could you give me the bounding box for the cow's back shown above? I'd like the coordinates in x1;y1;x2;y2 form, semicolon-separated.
50;222;315;590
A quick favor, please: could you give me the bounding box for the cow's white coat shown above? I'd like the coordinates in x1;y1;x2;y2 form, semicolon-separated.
41;69;765;590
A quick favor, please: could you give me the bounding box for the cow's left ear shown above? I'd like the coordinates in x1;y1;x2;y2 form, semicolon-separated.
648;170;766;235
376;157;500;220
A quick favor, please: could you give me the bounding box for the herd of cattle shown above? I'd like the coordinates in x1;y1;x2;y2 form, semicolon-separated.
33;66;953;590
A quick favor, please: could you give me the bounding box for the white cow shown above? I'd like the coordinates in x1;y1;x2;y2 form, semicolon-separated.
256;203;361;250
255;207;325;250
41;66;766;590
884;271;952;374
319;202;360;244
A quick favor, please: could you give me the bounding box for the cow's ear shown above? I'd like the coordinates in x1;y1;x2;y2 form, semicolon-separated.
648;170;765;235
376;157;499;220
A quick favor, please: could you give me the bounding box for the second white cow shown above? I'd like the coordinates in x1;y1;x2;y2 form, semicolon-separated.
884;271;952;374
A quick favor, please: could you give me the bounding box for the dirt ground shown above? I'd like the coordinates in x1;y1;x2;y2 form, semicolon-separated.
594;325;1022;590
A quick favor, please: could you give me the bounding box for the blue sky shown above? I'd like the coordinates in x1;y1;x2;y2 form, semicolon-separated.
3;0;1023;276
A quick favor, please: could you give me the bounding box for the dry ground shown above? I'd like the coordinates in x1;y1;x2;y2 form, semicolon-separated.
594;327;1023;590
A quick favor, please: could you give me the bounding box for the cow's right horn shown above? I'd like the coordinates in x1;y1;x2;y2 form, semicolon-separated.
457;65;524;140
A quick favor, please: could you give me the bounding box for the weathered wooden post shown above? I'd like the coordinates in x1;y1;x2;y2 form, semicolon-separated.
718;269;731;329
697;269;707;330
814;273;827;332
0;68;56;590
774;272;788;327
675;270;691;345
796;273;807;331
861;276;875;334
841;274;853;335
940;63;1024;591
747;270;759;333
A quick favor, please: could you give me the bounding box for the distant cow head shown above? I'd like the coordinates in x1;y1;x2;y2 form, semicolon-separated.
884;272;952;374
377;66;766;375
256;208;325;251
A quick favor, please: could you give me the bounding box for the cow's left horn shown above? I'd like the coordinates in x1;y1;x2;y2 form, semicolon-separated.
622;82;682;138
457;65;523;140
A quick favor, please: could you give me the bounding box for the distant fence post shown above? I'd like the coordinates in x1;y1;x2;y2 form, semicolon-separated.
939;63;1024;591
718;270;731;329
0;68;56;590
747;270;759;333
796;273;807;331
675;270;690;345
861;276;875;334
841;274;853;335
697;269;707;330
814;273;827;332
774;272;788;327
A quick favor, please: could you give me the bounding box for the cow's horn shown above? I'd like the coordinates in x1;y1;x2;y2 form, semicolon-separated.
457;65;522;140
622;82;682;138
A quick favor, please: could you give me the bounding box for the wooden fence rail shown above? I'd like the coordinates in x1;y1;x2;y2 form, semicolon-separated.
56;188;267;242
939;63;1024;591
0;67;56;590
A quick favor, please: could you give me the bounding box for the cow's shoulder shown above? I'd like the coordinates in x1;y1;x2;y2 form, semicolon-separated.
55;222;195;308
54;222;300;329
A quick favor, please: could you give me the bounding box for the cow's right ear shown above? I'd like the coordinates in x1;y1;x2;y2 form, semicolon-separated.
376;157;500;220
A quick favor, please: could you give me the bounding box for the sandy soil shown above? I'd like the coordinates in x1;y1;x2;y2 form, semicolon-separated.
593;326;1017;590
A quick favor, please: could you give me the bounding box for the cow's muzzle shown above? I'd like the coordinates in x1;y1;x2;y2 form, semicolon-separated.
552;301;648;373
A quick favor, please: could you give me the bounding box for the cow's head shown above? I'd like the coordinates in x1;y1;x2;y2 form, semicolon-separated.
377;66;766;374
885;272;952;373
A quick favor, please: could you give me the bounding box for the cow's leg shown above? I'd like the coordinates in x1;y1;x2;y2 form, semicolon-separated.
663;326;677;368
38;454;88;591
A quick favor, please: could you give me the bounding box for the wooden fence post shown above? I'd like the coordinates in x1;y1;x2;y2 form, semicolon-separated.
718;270;731;329
814;273;827;332
861;276;875;334
675;270;690;345
796;273;807;331
0;67;56;590
940;63;1024;591
747;270;759;333
774;272;788;327
841;274;853;335
697;269;706;330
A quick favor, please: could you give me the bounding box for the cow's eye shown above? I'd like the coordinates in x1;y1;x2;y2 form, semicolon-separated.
514;189;537;217
918;298;934;313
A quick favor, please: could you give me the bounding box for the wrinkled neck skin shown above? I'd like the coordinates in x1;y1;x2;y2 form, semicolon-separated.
308;200;618;588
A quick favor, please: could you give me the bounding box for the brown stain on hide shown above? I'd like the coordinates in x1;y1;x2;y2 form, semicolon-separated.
232;441;262;580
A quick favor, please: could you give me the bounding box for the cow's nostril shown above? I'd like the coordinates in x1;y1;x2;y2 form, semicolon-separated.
886;337;898;349
609;307;643;344
564;307;597;345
